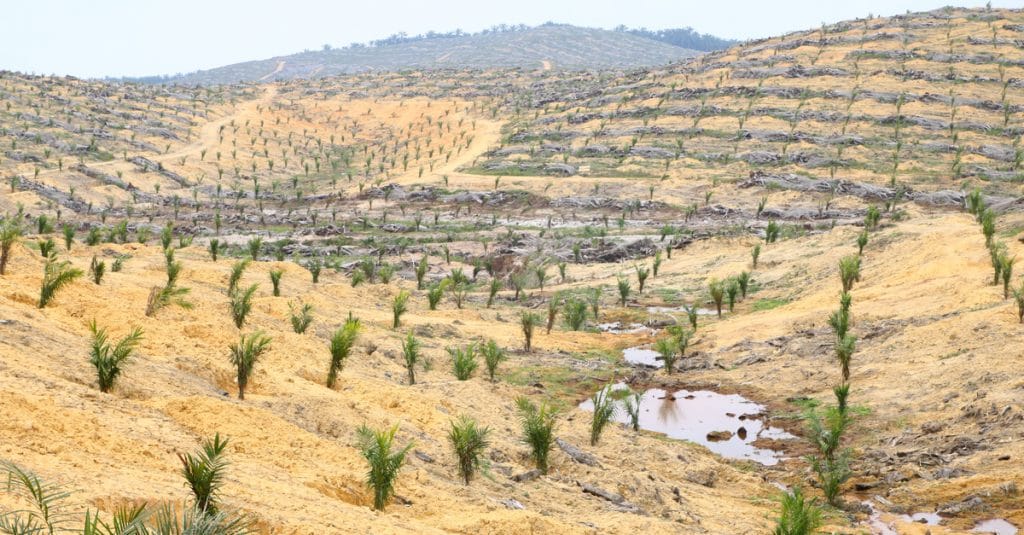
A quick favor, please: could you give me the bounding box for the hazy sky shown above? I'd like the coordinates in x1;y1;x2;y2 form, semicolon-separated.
4;0;1021;78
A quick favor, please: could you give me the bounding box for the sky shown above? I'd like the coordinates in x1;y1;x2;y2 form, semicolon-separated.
3;0;1022;78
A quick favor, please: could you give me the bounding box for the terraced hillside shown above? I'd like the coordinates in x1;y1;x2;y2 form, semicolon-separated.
155;25;703;85
1;5;1024;535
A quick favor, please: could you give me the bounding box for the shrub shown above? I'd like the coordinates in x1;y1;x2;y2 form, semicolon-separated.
772;487;823;535
653;337;678;374
229;331;271;400
228;259;250;295
327;316;360;388
590;384;618;446
230;284;258;329
622;391;641;431
0;217;22;274
402;332;420;385
563;298;588;331
208;238;221;261
520;312;541;352
269;269;283;297
708;279;725;317
38;258;83;308
449;343;478;380
448;416;490;485
357;424;413;511
751;244;761;268
89;321;143;393
635;264;650;293
480;339;506;381
392;290;410;329
515;397;558;473
247;237;263;260
839;255;860;293
178;433;230;513
289;301;314;334
89;256;105;285
617;277;631;306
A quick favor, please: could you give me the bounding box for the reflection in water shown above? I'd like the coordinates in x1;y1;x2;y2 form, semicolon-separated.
580;385;793;465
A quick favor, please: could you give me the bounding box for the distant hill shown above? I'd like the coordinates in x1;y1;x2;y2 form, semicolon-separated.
140;24;712;85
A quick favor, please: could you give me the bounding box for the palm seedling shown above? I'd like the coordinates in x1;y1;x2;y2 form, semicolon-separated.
588;287;602;321
805;405;851;506
1;218;23;275
357;424;413;511
0;460;72;533
38;238;55;259
427;280;448;310
864;205;881;230
38;258;83;308
307;259;322;283
1013;284;1024;323
726;280;739;312
178;433;230;513
520;312;540;352
622;391;642;431
146;259;193;318
835;334;855;382
449;343;478;380
683;304;699;330
708;279;725;318
751;243;761;268
392;290;410;328
208;238;221;261
737;271;750;299
269;269;283;297
487;278;500;308
327;316;360;388
545;295;561;334
617;277;631;307
228;259;250;295
415;255;428;289
62;224;74;251
230;284;258;329
89;256;105;285
652;251;663;278
247;236;263;261
448;415;490;485
839;255;860;293
856;231;868;255
765;220;780;243
1000;254;1015;299
981;209;996;246
229;331;271;400
772;487;823;535
480;339;506;382
402;332;420;385
654;337;679;374
515;397;558;474
89;321;143;393
635;264;650;294
289;301;314;334
563;298;587;331
590;384;618;446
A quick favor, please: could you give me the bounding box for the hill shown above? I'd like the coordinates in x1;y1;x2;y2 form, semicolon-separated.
142;24;705;85
1;5;1024;534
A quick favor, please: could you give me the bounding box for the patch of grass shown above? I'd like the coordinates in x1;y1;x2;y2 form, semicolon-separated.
753;298;791;311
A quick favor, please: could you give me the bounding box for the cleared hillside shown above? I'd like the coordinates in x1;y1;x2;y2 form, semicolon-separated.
154;25;702;85
1;5;1023;535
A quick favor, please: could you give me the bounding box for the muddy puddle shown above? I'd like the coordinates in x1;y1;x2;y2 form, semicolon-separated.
646;306;717;315
579;384;793;465
597;322;655;335
622;346;663;367
973;519;1018;534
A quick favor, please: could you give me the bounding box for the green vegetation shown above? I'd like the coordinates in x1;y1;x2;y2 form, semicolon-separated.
449;343;478;380
38;258;83;308
327;316;360;388
447;415;490;485
229;332;272;400
357;424;412;511
516;397;558;474
589;384;618;445
88;321;143;393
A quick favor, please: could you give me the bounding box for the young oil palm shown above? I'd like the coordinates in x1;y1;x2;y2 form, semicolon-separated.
0;218;23;275
449;343;478;380
229;332;271;400
838;255;860;293
448;416;490;485
520;312;540;352
178;433;230;514
230;284;259;329
269;269;283;297
590;384;618;446
392;290;410;328
708;279;725;318
654;337;679;374
480;339;506;382
89;321;143;393
289;301;313;333
327;316;360;388
357;424;413;511
227;259;250;295
402;332;421;385
516;397;558;474
38;258;83;308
